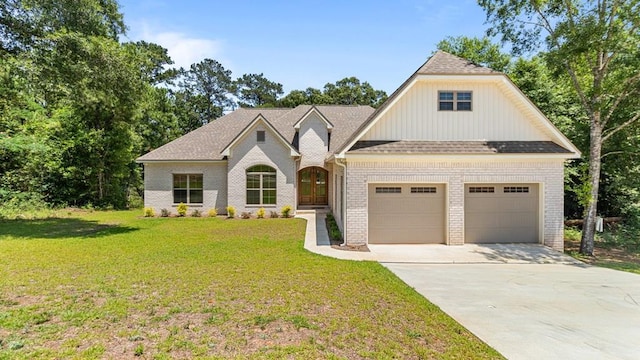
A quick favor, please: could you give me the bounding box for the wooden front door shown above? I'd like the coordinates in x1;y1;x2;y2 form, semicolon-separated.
298;167;328;205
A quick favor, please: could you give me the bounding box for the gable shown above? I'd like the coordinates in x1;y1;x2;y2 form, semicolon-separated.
360;78;552;142
221;115;300;158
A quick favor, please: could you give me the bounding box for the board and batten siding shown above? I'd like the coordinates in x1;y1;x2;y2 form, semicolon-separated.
361;80;552;141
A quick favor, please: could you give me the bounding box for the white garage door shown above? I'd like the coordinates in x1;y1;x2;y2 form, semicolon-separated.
465;184;539;243
368;183;445;244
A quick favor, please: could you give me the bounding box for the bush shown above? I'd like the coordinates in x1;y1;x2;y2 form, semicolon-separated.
160;208;170;217
143;207;155;217
326;212;343;241
256;207;265;219
270;210;279;218
281;205;292;218
226;206;236;218
208;208;218;217
241;211;252;219
191;209;202;217
177;203;188;217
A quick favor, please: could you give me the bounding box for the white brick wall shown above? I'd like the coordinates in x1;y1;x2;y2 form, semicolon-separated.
143;162;228;215
298;114;329;169
227;124;297;215
345;159;566;251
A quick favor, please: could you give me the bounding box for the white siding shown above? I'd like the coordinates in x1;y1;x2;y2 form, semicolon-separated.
143;162;227;215
361;80;550;141
298;113;329;169
227;123;296;215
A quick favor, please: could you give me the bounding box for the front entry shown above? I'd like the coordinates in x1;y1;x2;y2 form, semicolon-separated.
298;167;328;205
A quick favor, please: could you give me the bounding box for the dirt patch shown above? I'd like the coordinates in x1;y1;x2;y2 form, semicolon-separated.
565;240;640;265
330;244;370;252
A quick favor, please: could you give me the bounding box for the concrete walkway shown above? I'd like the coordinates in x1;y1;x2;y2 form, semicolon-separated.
296;210;640;360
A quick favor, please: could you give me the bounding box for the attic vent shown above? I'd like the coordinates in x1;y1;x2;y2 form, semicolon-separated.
257;130;265;143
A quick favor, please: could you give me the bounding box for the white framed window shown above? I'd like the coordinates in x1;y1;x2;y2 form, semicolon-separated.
469;186;494;193
504;186;530;193
246;165;276;205
173;174;203;204
376;187;401;194
439;91;472;111
411;187;437;193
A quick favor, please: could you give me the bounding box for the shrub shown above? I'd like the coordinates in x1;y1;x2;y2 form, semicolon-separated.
191;209;202;217
256;207;265;219
270;210;279;218
177;203;188;217
160;208;170;217
226;206;236;218
326;212;343;241
241;211;252;219
208;208;218;217
281;205;292;218
143;207;155;217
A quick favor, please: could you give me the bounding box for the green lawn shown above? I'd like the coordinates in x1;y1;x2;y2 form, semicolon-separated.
0;210;502;359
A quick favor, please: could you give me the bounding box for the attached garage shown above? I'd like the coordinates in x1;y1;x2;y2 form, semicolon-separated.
368;183;446;244
464;183;539;243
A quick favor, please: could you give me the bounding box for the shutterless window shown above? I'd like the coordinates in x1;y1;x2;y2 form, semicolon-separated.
246;165;276;205
439;91;472;111
257;130;265;143
469;186;495;193
173;174;203;204
504;186;530;193
411;187;437;193
375;187;401;194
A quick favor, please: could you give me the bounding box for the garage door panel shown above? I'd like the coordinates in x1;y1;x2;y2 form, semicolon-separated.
368;184;445;244
465;184;538;244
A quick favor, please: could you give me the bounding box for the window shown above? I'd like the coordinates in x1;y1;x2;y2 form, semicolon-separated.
375;187;401;194
411;187;437;193
469;186;495;193
257;130;265;143
504;186;530;193
246;165;276;205
173;174;203;204
439;91;472;111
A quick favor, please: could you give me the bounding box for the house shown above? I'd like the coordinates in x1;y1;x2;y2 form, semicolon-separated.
136;51;580;251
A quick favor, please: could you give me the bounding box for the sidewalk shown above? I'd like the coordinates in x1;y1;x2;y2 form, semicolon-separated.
295;211;581;264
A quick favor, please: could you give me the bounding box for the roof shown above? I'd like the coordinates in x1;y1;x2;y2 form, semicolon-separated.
348;141;573;154
136;105;375;162
417;50;500;75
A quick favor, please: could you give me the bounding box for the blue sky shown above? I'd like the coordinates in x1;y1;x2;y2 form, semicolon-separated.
118;0;491;95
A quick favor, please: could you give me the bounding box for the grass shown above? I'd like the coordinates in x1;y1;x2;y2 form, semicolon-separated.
0;210;502;359
565;227;640;274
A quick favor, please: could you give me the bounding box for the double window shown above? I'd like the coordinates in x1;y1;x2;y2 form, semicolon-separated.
439;91;472;111
173;174;203;204
246;165;276;205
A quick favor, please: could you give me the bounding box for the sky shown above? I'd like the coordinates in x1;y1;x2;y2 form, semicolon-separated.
117;0;491;95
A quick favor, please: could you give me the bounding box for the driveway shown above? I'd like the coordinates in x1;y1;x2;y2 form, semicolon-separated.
384;263;640;360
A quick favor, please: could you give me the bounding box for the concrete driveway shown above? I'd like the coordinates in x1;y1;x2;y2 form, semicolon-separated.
384;262;640;360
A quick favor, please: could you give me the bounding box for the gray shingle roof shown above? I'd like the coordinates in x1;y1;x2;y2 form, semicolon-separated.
417;50;499;75
136;105;375;162
348;141;573;154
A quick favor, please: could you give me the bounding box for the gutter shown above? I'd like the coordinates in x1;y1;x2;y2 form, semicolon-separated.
334;158;348;247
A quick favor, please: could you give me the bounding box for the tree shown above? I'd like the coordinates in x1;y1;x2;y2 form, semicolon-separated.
234;73;283;107
479;0;640;255
437;36;512;72
179;59;234;122
278;77;388;108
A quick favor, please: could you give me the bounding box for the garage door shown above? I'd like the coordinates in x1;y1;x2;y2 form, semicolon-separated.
368;184;445;244
464;184;539;243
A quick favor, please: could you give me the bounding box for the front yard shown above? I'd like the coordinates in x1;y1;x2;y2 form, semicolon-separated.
0;210;501;359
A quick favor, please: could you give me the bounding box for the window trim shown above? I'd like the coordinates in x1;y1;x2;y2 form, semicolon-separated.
438;91;473;111
246;165;277;205
173;173;203;204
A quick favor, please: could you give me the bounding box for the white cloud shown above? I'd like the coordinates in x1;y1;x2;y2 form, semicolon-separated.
135;23;225;69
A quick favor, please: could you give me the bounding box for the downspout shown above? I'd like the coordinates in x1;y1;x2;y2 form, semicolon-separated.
334;157;347;246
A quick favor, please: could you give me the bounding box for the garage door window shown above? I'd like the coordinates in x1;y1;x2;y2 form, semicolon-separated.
375;187;401;194
411;187;437;193
469;186;495;193
504;186;530;193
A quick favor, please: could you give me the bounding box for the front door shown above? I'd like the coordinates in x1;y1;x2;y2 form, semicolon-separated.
298;167;328;205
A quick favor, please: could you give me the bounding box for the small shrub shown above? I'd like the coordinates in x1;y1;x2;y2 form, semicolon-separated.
134;343;144;357
241;211;252;219
143;207;155;217
256;207;265;219
191;209;202;217
270;211;279;218
208;208;218;217
160;208;170;217
281;205;292;218
226;206;236;218
326;212;343;241
177;203;188;217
